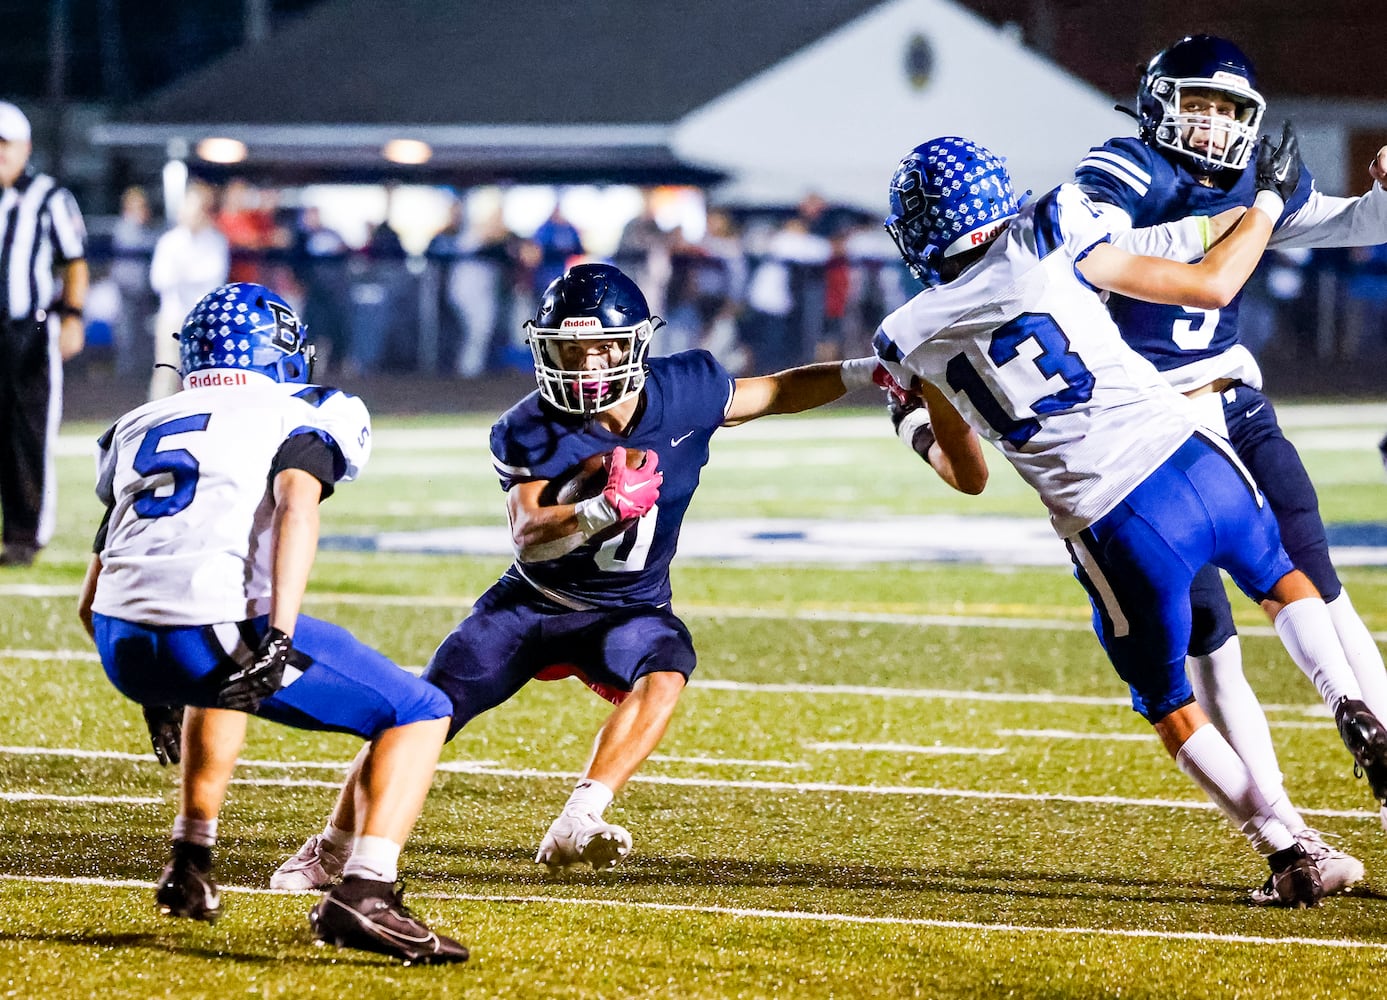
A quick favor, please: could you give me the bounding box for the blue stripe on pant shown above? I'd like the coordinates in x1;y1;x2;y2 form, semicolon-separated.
94;612;450;739
1066;434;1294;722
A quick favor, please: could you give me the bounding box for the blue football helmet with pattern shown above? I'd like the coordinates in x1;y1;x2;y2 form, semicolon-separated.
885;136;1019;287
524;263;661;416
1138;35;1265;172
179;282;314;384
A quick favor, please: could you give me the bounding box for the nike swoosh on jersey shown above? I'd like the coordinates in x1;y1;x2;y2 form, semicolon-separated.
670;430;695;446
1245;403;1266;418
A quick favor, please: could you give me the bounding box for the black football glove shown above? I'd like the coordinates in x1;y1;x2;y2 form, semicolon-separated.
217;627;294;713
1255;121;1302;207
142;704;183;766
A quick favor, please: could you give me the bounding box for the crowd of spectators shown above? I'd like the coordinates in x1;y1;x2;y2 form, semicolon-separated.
79;179;1387;394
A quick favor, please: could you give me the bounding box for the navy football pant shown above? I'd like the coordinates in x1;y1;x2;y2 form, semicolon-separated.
1066;433;1293;722
1186;385;1340;658
424;573;697;741
94;612;451;739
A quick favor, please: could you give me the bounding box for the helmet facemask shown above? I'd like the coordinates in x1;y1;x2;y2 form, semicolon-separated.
526;318;656;416
1148;75;1265;171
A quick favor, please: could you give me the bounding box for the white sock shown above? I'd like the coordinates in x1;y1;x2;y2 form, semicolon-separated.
342;835;401;883
1186;638;1304;834
1327;590;1387;720
172;815;218;848
563;778;614;817
321;822;353;855
1273;598;1362;708
1174;723;1294;856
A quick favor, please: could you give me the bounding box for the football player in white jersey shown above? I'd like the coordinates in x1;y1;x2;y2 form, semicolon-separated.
872;135;1387;907
77;283;468;964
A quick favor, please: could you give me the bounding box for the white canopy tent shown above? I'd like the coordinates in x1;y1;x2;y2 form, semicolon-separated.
673;0;1134;212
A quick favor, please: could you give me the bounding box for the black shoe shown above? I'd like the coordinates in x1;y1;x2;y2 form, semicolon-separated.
0;545;37;568
310;876;468;966
1334;697;1387;803
1267;843;1323;909
155;841;221;923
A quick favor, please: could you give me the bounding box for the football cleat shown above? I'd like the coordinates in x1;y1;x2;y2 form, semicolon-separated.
155;842;222;923
309;877;468;966
1250;829;1363;905
536;809;632;871
1334;697;1387;804
1261;843;1322;909
271;833;349;891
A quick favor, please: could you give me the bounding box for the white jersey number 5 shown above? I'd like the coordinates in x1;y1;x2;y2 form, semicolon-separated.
1172;307;1220;351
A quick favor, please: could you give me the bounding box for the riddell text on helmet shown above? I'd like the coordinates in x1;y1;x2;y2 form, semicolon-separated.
186;370;251;388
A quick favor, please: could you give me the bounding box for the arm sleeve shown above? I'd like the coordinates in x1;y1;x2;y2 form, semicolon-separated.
91;505;111;553
1270;184;1387;250
1113;216;1211;262
92;424;117;553
269;433;338;501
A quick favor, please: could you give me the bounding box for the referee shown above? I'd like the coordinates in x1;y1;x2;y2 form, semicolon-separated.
0;101;87;567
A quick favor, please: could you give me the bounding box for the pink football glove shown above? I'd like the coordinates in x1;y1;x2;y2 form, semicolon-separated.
603;446;662;520
871;363;922;409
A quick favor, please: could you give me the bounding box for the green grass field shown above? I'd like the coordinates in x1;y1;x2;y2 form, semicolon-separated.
5;402;1387;998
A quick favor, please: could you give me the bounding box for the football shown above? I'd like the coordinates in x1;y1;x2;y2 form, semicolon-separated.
540;448;648;507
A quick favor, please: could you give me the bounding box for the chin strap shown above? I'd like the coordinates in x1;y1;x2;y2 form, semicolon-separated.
1113;103;1140;121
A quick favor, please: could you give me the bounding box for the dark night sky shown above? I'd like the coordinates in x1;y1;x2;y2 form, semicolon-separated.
3;1;1381;107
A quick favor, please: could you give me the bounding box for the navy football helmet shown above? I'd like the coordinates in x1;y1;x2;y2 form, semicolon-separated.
885;136;1019;287
525;263;660;416
1138;35;1265;172
179;282;314;385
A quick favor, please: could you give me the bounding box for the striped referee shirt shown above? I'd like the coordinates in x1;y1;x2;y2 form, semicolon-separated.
0;167;85;321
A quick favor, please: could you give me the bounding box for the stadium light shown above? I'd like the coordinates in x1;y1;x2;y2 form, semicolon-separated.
383;138;432;165
196;137;247;163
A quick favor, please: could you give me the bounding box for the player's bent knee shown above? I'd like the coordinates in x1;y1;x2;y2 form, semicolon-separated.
632;670;687;703
1266;569;1320;606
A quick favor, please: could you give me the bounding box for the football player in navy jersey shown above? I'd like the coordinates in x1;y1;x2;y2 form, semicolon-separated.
77;284;467;965
1071;34;1387;903
871;132;1387;907
272;262;884;884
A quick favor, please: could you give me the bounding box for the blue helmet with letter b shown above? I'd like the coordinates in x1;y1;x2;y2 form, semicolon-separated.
885;136;1019;287
1137;35;1265;172
179;282;314;385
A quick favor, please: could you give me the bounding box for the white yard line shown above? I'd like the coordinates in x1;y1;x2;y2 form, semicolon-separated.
0;656;1335;716
4;872;1385;951
9;746;1348;821
0;791;161;805
802;741;1007;756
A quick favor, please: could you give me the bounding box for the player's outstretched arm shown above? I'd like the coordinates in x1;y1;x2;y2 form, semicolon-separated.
1078;123;1300;307
723;357;879;426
